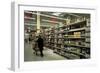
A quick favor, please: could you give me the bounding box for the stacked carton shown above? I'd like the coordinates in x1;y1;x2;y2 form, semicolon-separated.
74;32;81;38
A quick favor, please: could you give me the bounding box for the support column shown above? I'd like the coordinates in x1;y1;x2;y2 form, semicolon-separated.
37;12;40;33
66;18;70;25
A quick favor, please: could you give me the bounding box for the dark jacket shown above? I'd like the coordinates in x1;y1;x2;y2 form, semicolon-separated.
37;37;44;49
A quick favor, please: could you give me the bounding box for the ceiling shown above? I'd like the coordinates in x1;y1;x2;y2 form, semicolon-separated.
24;11;90;30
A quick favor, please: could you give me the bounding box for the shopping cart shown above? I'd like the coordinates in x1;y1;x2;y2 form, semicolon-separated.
32;42;40;55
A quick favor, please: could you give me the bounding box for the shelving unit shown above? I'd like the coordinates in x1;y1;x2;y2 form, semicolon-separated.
45;20;90;59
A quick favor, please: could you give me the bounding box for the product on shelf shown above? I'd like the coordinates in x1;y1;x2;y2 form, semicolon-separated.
44;19;90;59
74;32;81;38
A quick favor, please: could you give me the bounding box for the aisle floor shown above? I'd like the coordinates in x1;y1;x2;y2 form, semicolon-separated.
24;42;66;61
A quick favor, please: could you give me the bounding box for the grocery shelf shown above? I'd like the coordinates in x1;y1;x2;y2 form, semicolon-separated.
67;27;86;32
67;20;86;26
64;44;90;49
45;19;90;59
64;37;85;39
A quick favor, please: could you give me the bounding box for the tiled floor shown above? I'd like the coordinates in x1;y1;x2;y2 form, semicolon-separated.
24;42;66;62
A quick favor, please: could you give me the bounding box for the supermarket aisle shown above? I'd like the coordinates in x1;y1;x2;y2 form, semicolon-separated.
24;42;66;61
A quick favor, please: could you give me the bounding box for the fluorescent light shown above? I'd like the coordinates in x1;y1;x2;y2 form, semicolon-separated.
24;16;35;20
42;19;60;24
52;13;61;16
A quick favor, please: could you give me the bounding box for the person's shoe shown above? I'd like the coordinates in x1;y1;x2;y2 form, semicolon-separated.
36;53;38;56
41;55;44;57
